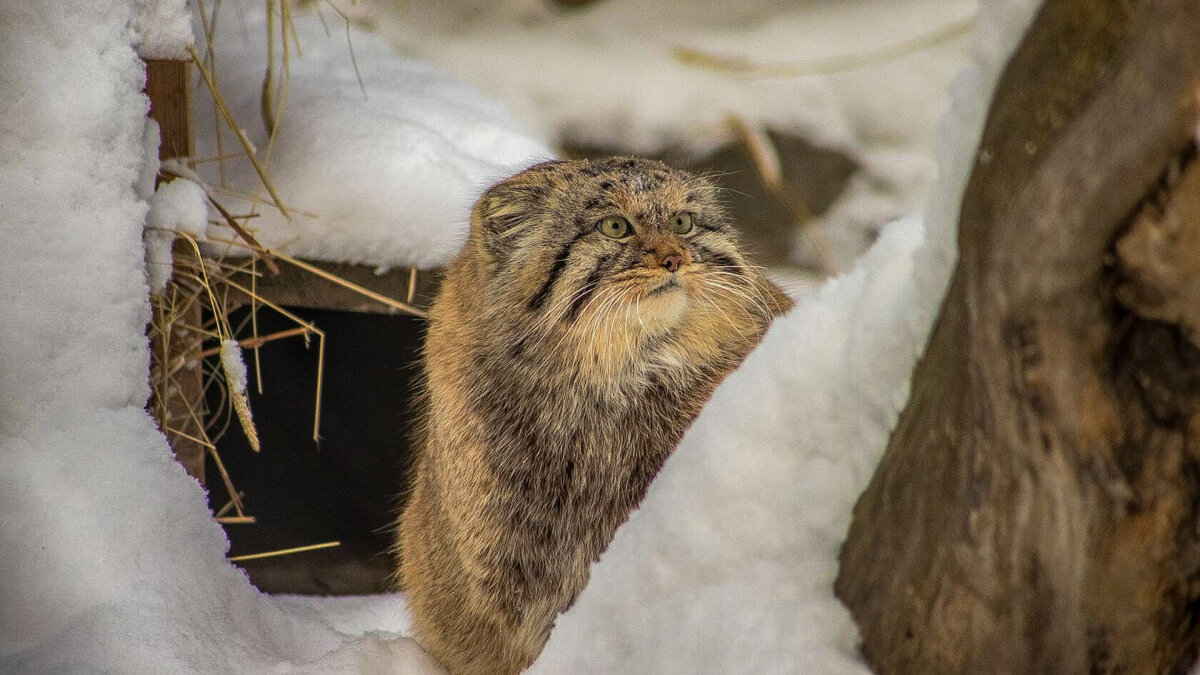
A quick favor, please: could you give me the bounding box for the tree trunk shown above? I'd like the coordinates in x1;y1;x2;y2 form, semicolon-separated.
834;1;1200;673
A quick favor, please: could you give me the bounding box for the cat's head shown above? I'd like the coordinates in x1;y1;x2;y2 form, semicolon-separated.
466;157;780;363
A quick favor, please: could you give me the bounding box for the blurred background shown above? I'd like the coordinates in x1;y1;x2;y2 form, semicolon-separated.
349;0;975;273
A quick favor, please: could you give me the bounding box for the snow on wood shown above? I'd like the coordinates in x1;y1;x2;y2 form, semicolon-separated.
192;3;552;270
132;0;193;60
145;177;207;292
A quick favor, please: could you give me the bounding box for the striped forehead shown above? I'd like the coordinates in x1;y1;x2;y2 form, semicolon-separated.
528;157;672;184
503;158;710;237
577;171;691;221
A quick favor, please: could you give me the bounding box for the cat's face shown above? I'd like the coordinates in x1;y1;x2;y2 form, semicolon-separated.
470;157;775;364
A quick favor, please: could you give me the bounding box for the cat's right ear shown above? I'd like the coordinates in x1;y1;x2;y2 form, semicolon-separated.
470;180;541;265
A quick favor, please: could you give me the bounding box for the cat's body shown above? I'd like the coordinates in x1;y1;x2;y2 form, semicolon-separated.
396;157;791;674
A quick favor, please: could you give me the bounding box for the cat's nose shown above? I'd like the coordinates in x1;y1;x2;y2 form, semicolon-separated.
661;254;684;273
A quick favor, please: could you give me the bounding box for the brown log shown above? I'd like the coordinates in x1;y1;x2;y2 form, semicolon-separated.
835;0;1200;673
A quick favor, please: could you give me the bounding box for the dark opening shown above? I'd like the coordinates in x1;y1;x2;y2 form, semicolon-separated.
204;306;424;595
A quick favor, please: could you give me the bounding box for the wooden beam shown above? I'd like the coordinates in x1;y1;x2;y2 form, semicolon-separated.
145;58;206;484
145;60;192;161
226;261;440;316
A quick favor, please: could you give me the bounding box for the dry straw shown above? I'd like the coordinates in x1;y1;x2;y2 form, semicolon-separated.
228;541;341;563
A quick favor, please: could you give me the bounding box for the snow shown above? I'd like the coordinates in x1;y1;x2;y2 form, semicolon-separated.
362;0;973;159
144;229;175;294
276;593;415;637
0;0;1041;674
220;339;250;394
137;118;161;200
132;0;193;59
145;177;208;292
192;3;552;270
149;177;208;237
219;338;258;444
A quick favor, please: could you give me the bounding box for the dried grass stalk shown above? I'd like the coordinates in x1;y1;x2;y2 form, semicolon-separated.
220;338;260;452
228;541;341;562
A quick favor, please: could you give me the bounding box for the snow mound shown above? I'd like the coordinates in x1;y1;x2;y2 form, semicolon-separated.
193;3;553;269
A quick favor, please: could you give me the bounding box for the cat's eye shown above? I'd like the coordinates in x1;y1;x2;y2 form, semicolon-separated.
597;216;631;239
670;212;694;234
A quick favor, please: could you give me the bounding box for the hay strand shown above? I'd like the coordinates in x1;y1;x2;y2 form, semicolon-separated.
187;45;291;219
206;193;280;273
194;0;228;184
228;541;341;562
320;0;367;101
214;491;246;518
215;515;256;525
218;274;327;442
198;326;311;358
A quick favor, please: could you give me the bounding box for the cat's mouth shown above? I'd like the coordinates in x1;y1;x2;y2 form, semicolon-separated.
627;274;689;335
645;277;681;297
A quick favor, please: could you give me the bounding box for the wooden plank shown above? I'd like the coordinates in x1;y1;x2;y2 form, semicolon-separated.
145;58;206;484
145;60;192;161
226;262;441;316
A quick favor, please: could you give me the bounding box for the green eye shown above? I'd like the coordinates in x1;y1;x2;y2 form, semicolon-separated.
671;212;694;234
597;216;631;239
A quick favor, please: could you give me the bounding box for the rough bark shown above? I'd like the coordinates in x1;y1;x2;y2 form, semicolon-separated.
835;1;1200;673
